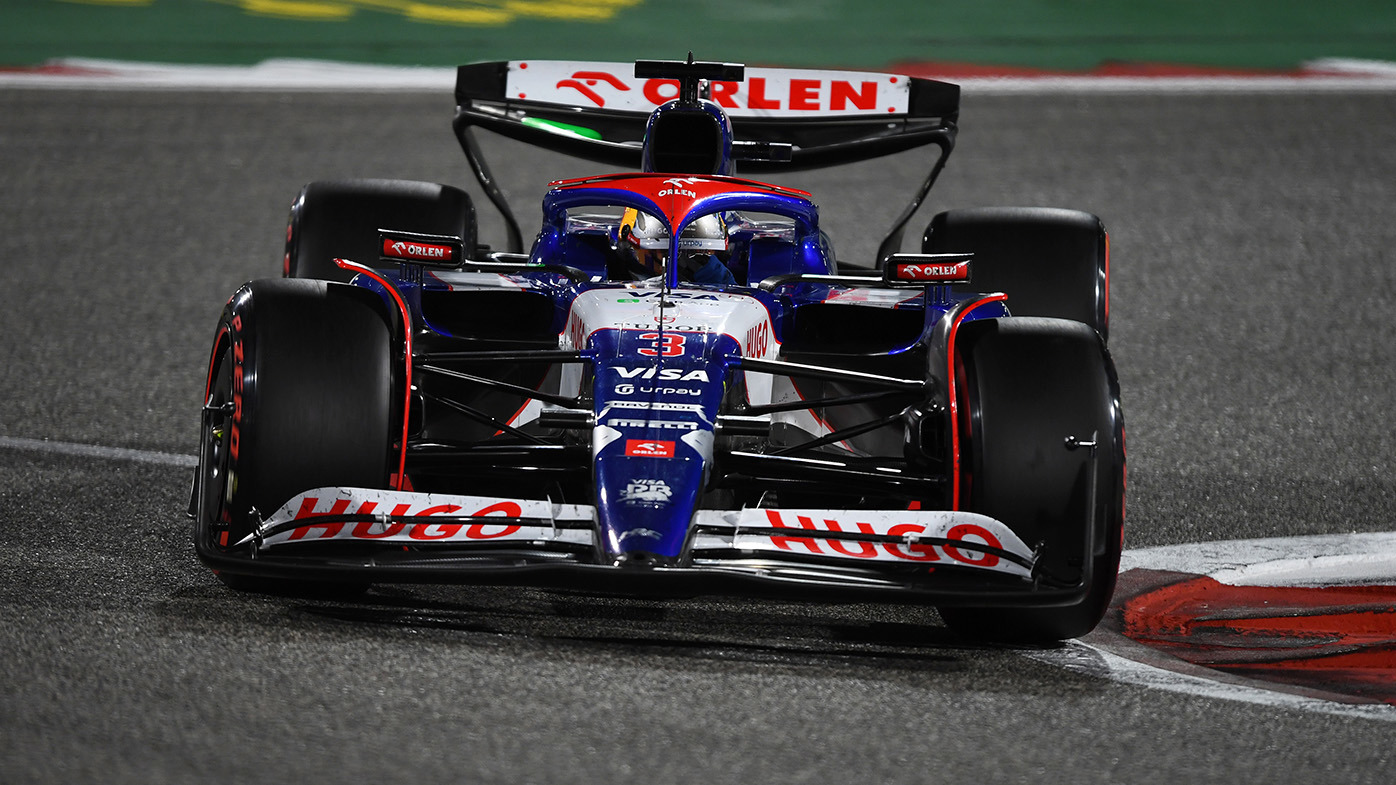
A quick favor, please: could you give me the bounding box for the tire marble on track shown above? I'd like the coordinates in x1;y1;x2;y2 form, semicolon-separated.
1;89;1394;784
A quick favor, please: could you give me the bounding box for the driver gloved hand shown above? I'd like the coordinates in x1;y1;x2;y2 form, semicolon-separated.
683;253;736;285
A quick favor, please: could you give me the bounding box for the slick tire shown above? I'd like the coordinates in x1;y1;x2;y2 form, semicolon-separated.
936;317;1125;643
283;179;477;282
923;207;1110;342
196;278;392;593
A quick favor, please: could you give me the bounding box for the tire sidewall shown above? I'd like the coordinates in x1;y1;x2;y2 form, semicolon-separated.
947;316;1125;640
202;279;393;548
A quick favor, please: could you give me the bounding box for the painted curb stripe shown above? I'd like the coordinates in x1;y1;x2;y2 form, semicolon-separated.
1038;531;1396;722
1026;639;1396;723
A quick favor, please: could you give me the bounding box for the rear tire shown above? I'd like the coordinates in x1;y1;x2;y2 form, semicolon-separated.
937;317;1124;642
923;207;1109;342
284;179;477;282
196;278;392;593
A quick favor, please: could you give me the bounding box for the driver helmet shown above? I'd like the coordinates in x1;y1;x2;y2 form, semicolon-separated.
619;208;670;277
619;210;731;282
676;214;728;262
676;213;733;284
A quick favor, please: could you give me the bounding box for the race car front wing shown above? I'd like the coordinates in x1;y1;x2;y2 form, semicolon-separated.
195;486;1100;607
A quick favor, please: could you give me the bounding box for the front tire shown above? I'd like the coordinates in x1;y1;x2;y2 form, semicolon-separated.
196;278;393;592
937;317;1125;642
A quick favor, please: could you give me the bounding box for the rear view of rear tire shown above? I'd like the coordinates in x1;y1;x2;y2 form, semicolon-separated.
284;179;477;282
195;278;392;592
937;317;1125;642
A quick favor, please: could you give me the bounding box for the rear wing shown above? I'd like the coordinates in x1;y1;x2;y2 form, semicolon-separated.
453;59;960;260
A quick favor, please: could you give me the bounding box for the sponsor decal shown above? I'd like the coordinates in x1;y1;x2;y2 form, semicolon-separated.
620;478;673;504
607;401;705;412
254;489;596;548
608;419;698;431
614;366;710;382
621;290;719;301
279;495;523;542
565;313;589;350
712;509;1032;576
624;439;676;458
383;238;453;262
892;260;971;282
229;314;244;462
508;62;911;117
613;383;703;397
655;178;704;198
762;510;1006;566
555;69;630;107
555;173;809;211
744;320;771;358
642;386;703;396
637;332;685;357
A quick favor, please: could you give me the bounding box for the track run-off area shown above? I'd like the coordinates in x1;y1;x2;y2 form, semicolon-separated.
2;65;1395;782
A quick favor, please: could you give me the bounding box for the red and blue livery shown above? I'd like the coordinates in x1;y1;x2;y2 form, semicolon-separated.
191;57;1124;642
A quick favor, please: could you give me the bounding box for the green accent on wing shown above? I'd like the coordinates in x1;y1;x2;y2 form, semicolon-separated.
521;117;603;140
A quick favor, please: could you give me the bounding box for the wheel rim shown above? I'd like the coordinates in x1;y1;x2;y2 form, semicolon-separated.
197;339;237;549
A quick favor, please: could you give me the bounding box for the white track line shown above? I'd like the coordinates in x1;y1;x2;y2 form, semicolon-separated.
0;435;197;467
2;57;1396;93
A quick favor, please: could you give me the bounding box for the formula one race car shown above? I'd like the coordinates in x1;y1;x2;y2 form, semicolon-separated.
191;57;1124;642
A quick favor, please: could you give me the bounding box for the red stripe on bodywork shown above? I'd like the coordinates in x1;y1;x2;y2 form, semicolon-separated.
945;294;1007;510
333;259;412;491
789;377;854;453
494;395;537;438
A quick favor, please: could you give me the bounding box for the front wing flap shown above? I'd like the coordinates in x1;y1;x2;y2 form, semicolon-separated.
198;487;1095;606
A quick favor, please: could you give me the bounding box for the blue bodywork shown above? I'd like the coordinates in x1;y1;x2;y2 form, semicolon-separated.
193;59;1121;640
342;92;1008;566
351;185;1006;565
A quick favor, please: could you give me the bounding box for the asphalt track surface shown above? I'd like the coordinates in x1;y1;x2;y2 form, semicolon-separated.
2;87;1395;783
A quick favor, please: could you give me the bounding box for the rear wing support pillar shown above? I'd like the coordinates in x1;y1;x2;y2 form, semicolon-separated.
875;130;955;268
453;109;526;254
